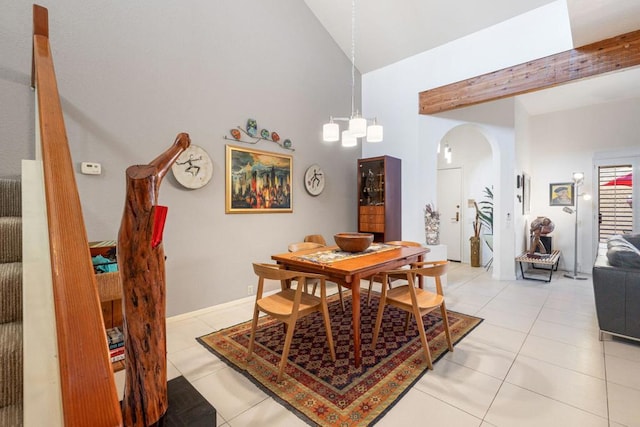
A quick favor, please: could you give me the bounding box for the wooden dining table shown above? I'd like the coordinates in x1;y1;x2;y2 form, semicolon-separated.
271;244;429;367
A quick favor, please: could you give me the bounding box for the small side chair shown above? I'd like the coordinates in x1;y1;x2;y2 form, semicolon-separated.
303;234;327;246
247;263;336;382
288;241;345;311
366;240;423;305
371;261;453;369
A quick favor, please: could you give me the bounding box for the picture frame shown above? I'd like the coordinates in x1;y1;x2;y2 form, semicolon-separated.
549;182;574;206
225;145;293;213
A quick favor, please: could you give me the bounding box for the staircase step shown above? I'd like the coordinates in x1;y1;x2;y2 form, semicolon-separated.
0;263;22;324
0;321;23;409
0;179;21;217
0;218;21;263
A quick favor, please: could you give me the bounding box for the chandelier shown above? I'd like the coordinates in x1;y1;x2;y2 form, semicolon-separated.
322;0;383;146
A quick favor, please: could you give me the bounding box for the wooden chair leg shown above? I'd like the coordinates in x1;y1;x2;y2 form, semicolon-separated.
337;284;345;312
277;318;297;382
440;303;454;351
320;301;336;361
366;277;375;305
403;311;412;332
371;297;386;349
246;306;261;361
412;308;433;369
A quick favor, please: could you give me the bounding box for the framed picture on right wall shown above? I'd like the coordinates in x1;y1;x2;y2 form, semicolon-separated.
549;182;575;206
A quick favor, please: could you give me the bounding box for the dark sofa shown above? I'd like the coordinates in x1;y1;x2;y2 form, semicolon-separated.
592;234;640;341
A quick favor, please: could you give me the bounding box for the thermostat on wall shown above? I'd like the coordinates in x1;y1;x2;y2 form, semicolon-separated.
81;162;102;175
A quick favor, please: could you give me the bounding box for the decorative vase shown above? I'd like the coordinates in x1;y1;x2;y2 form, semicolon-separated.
470;236;481;267
425;216;440;245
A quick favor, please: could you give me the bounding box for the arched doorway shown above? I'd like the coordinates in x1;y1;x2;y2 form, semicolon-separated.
437;125;493;266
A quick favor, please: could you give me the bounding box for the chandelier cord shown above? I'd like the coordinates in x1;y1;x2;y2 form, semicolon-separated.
351;0;356;118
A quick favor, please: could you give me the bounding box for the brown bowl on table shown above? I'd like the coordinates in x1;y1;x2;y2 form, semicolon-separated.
334;232;374;253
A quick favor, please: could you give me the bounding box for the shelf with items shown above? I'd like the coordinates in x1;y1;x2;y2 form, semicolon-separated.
357;156;401;242
90;240;125;371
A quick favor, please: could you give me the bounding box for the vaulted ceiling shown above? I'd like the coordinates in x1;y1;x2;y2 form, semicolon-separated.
303;0;640;115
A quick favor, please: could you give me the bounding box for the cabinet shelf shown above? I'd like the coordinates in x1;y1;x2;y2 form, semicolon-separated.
357;156;401;242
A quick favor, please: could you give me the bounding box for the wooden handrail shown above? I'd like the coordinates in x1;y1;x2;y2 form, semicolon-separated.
31;4;123;426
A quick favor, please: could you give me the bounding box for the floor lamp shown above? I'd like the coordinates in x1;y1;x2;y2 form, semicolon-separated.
563;172;591;280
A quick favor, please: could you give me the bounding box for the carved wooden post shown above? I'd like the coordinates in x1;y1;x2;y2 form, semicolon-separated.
118;133;190;426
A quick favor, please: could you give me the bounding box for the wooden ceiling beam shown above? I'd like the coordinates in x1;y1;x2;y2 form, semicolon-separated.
419;29;640;115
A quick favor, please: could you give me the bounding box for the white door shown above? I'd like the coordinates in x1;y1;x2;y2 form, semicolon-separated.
438;168;463;261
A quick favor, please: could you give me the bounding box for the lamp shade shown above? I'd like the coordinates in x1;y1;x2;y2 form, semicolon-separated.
349;116;367;138
366;124;383;143
323;122;340;142
341;130;357;147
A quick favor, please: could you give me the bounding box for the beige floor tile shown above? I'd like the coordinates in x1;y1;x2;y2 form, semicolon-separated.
444;338;517;380
604;353;640;391
376;387;482;426
465;322;527;354
529;318;604;351
190;366;268;422
485;382;608;427
506;354;608;417
168;343;227;381
474;307;537;334
537;306;599;332
519;334;605;378
414;359;502;418
607;381;640;427
166;317;216;354
604;337;640;363
225;397;309;427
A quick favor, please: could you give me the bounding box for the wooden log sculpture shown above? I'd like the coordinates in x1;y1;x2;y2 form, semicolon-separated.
118;133;190;426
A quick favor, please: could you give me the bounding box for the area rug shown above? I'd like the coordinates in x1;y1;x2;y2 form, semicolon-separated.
197;293;482;426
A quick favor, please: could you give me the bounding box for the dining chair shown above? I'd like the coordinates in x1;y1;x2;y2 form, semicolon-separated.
247;263;336;382
366;240;423;305
371;260;453;369
288;241;345;311
303;234;327;246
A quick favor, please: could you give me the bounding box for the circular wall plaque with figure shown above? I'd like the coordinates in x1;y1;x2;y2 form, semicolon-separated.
304;164;325;196
171;144;213;189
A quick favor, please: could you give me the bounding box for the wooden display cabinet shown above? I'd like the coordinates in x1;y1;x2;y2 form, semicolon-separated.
357;155;401;242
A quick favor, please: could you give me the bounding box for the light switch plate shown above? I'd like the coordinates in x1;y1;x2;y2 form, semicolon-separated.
81;162;101;175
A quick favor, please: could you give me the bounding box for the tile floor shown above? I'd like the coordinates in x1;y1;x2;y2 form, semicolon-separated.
114;263;640;426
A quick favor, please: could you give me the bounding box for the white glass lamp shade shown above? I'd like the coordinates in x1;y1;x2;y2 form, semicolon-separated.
323;122;340;142
341;130;357;147
348;116;367;138
366;124;383;142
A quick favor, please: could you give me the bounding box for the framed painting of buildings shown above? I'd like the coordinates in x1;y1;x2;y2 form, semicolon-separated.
225;145;293;213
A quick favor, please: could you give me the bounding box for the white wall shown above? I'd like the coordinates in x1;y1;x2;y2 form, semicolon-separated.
1;0;361;315
361;1;572;278
526;98;640;273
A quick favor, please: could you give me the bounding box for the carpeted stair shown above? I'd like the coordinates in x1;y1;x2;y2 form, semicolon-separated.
0;178;23;426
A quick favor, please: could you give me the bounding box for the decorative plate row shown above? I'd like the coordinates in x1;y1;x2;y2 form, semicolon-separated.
223;118;294;151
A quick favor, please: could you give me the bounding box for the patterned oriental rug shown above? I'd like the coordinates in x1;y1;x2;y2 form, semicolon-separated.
197;293;482;426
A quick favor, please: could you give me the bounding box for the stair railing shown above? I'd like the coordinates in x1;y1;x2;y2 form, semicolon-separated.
30;4;123;426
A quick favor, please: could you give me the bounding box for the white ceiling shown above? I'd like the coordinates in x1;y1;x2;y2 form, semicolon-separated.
303;0;640;115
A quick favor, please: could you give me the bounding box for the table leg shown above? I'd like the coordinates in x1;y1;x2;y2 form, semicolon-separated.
351;273;361;368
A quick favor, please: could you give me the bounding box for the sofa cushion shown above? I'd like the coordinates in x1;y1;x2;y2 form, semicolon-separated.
622;233;640;250
607;235;640;269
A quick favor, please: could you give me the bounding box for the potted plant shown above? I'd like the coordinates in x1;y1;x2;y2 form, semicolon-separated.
470;187;493;267
470;202;482;267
